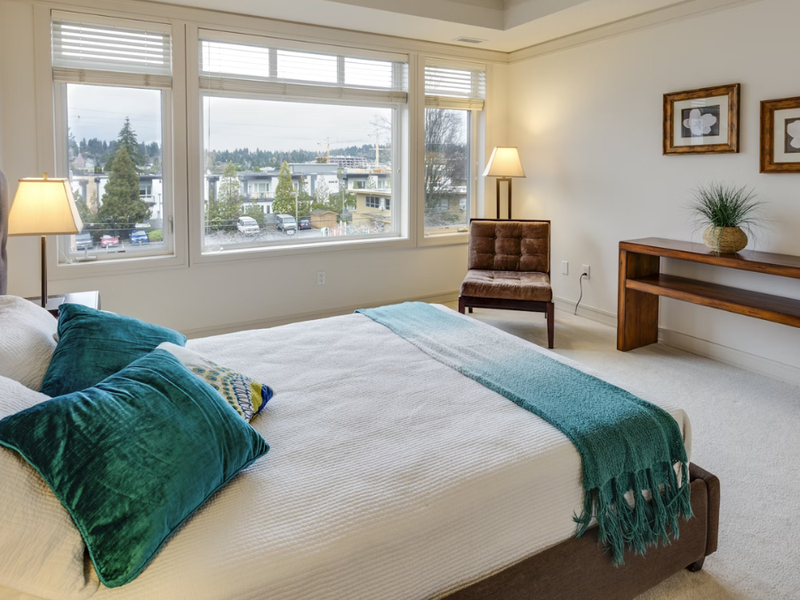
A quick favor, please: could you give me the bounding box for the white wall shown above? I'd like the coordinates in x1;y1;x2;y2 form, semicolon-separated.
507;0;800;376
0;0;507;335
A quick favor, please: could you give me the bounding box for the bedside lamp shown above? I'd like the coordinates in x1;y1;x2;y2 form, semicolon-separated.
483;147;526;219
8;174;82;307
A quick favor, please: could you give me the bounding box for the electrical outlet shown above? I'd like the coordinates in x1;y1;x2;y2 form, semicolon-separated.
561;261;569;275
317;271;326;285
581;265;591;279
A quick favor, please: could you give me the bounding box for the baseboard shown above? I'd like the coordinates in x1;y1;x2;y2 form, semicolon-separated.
553;296;617;328
182;290;460;339
658;328;800;388
554;295;800;387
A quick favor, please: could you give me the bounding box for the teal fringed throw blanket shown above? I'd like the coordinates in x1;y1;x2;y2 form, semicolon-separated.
357;302;692;565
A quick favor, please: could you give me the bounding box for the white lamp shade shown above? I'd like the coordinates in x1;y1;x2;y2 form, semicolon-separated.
483;146;526;178
8;176;83;236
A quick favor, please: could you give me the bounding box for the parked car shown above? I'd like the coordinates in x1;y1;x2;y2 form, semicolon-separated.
236;216;260;235
298;216;312;230
275;214;297;236
129;229;150;245
100;234;120;248
75;232;93;251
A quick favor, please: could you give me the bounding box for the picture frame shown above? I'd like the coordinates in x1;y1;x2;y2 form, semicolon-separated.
760;96;800;173
663;83;740;155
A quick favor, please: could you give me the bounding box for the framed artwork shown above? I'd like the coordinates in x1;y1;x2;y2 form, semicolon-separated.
663;83;740;155
760;96;800;173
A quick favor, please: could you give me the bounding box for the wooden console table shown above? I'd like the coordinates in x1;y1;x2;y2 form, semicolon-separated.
617;238;800;351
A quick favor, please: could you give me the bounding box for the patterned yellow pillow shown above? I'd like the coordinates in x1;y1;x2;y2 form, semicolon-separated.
156;343;272;421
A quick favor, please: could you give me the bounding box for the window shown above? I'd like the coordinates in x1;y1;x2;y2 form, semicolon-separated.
53;15;174;262
199;33;407;252
423;62;484;234
249;181;270;198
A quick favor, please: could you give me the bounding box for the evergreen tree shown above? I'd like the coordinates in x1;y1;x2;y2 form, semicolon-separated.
243;204;266;227
366;174;378;190
297;175;313;218
109;117;145;173
325;190;357;216
271;161;295;216
98;146;151;237
206;162;242;230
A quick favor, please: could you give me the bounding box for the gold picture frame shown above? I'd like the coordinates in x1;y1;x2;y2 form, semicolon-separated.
663;84;740;155
760;96;800;173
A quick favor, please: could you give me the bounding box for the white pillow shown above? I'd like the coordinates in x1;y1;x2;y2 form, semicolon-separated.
0;375;99;599
0;296;58;391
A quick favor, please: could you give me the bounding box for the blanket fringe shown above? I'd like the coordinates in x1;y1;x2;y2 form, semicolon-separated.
573;462;693;566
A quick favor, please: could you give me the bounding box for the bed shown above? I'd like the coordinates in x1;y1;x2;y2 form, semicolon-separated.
0;187;717;600
0;302;719;600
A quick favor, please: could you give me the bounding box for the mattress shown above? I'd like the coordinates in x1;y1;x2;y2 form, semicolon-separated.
1;307;691;600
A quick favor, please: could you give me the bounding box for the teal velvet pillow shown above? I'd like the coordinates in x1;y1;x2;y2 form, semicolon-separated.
0;350;269;588
41;304;187;397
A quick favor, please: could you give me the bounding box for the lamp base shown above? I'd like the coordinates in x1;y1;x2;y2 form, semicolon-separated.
40;235;47;308
496;178;513;219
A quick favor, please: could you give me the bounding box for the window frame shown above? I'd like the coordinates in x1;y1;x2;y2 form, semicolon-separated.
37;7;189;280
417;59;486;247
34;8;492;282
54;81;177;264
187;27;414;265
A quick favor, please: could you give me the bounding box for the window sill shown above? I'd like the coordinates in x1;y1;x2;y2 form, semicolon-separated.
191;233;414;266
418;230;469;247
50;252;187;281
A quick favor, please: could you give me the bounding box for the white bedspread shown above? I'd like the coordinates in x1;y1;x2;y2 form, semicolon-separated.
1;307;691;600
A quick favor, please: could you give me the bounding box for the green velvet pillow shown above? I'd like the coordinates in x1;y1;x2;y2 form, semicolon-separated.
0;350;269;588
41;304;187;397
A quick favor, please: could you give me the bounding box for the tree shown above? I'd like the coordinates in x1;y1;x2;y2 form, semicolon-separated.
297;175;313;218
115;117;146;172
424;108;467;215
206;162;242;230
98;146;151;237
271;161;295;216
243;204;266;227
325;190;357;216
74;191;102;240
314;175;331;208
423;109;468;227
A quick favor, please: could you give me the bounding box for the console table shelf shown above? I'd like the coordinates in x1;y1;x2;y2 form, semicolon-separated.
618;238;800;351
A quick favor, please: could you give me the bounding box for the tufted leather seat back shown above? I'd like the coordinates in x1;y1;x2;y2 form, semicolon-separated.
468;220;550;273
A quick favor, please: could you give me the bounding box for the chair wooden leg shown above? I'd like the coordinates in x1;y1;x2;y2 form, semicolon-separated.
468;307;473;313
458;297;466;314
546;302;555;349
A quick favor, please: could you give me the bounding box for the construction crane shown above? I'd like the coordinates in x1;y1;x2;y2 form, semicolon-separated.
371;131;381;167
317;138;331;163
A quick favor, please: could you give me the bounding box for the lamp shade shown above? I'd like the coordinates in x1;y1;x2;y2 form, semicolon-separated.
482;147;526;178
8;175;83;236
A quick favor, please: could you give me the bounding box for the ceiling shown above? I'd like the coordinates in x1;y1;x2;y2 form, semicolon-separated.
155;0;719;53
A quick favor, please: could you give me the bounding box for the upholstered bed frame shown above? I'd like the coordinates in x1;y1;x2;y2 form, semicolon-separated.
0;169;9;295
443;463;719;600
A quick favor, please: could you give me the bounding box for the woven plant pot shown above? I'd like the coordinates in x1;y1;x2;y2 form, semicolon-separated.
703;226;748;254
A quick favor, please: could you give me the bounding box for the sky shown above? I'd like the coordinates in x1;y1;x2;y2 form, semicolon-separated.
66;84;392;153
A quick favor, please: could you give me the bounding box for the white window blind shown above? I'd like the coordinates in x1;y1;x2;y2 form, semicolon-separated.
425;63;486;110
199;33;408;104
52;15;172;88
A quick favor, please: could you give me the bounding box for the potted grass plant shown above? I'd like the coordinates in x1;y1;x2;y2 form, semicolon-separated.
691;183;762;254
